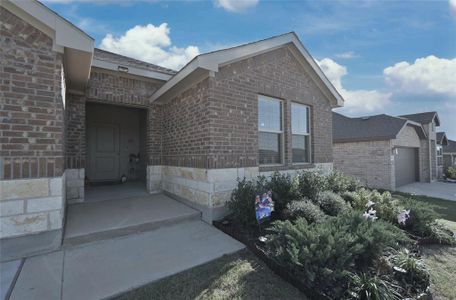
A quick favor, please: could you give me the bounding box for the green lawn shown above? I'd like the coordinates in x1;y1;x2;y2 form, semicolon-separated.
421;220;456;300
116;249;305;300
392;191;456;222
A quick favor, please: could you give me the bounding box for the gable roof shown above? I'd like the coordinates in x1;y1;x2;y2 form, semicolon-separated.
437;132;449;146
444;139;456;154
399;111;440;126
150;32;344;107
333;112;426;143
92;48;177;79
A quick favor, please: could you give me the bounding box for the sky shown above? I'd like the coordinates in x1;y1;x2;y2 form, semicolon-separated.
44;0;456;138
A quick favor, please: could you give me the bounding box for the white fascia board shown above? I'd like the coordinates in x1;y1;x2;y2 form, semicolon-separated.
92;59;172;81
151;32;344;106
8;0;94;53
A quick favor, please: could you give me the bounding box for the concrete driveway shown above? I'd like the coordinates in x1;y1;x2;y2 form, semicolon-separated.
397;181;456;201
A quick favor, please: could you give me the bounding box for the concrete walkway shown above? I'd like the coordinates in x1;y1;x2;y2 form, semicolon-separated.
397;181;456;201
9;220;245;300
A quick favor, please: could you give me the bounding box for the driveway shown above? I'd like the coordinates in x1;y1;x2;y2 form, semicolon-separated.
397;181;456;201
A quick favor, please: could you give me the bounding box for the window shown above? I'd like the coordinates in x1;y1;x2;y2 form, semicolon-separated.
437;146;442;156
291;103;310;163
258;96;283;165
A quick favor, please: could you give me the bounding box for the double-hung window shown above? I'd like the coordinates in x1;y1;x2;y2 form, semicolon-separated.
291;103;310;163
258;96;283;165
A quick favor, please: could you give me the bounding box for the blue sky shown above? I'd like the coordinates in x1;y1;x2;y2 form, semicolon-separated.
45;0;456;138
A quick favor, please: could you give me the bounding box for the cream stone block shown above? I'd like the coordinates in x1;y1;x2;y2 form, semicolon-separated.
211;191;232;207
65;169;79;180
0;212;48;237
213;180;237;192
0;200;24;217
26;197;62;213
207;168;238;183
48;210;63;230
50;177;63;196
0;179;49;201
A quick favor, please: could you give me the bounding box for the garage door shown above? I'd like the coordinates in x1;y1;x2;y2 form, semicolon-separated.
394;147;418;187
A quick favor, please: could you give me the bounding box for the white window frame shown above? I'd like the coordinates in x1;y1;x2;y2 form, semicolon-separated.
258;95;284;166
291;102;311;164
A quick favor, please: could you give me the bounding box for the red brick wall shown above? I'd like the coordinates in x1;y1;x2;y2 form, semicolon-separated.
65;68;165;168
209;46;333;169
1;7;64;179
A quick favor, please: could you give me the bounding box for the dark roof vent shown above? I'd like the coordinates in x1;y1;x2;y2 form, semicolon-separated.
118;66;129;73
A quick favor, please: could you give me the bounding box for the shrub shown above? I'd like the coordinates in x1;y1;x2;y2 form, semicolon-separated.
391;249;430;292
445;166;456;180
265;172;300;214
284;199;327;223
369;191;401;223
266;212;408;298
227;177;267;227
327;171;361;194
399;198;439;237
348;272;402;300
342;188;372;210
297;171;328;200
426;223;456;245
317;190;351;216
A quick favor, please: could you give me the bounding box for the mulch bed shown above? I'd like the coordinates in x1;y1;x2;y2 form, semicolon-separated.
213;217;324;299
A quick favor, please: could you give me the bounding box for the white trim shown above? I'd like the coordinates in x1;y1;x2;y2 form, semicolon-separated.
151;32;344;107
258;96;285;166
92;59;172;81
4;0;94;53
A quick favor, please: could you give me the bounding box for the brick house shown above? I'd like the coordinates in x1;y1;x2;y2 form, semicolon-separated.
333;111;441;190
436;132;449;179
1;0;343;258
443;139;456;175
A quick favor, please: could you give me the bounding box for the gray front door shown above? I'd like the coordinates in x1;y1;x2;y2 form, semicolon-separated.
87;122;120;182
394;147;418;187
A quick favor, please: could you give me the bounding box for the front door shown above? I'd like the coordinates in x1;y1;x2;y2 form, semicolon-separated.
87;122;120;182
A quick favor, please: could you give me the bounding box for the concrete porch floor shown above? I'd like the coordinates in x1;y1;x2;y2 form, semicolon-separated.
64;191;200;246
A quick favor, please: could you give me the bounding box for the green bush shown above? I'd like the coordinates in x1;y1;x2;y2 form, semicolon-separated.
400;198;439;237
264;172;300;214
427;223;456;245
391;249;430;292
445;166;456;179
317;190;351;216
342;188;372;210
348;272;402;300
283;199;327;223
369;191;401;223
266;212;408;298
297;171;328;200
227;177;267;227
327;171;361;194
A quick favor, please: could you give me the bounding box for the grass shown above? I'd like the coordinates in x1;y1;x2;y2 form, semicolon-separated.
421;220;456;300
115;249;305;300
391;191;456;222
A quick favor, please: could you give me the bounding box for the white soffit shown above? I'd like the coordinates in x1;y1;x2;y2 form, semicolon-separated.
151;32;344;107
92;59;172;81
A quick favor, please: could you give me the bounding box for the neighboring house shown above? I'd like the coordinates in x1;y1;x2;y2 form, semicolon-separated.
436;132;449;179
332;113;428;190
443;139;456;174
0;1;343;258
399;112;441;182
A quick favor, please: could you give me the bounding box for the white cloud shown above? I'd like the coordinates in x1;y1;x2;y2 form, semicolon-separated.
335;51;357;59
317;58;391;114
99;23;199;70
215;0;259;12
450;0;456;16
383;55;456;96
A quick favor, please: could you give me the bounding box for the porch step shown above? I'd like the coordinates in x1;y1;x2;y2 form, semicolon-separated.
63;194;201;247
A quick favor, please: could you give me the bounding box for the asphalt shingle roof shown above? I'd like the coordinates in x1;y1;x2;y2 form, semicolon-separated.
332;112;408;143
437;132;448;145
399;112;439;126
444;139;456;153
93;48;177;76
